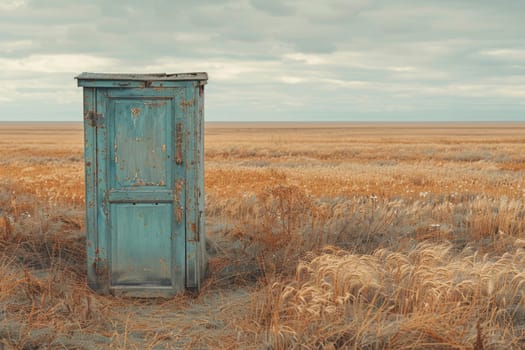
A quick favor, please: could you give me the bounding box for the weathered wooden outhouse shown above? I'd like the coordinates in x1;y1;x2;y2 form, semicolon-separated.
76;73;207;297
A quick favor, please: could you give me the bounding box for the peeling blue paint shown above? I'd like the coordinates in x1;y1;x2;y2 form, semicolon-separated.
77;72;207;297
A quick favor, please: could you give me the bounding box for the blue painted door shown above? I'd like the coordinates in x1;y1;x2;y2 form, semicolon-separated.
96;87;186;293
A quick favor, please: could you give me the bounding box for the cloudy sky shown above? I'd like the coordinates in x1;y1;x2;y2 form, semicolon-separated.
1;0;524;122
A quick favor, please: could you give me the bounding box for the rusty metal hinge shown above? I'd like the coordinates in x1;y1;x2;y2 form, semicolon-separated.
195;210;202;241
175;123;183;165
174;180;184;224
94;257;107;276
86;111;105;127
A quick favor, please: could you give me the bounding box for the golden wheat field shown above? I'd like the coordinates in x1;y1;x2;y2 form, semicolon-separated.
1;122;525;349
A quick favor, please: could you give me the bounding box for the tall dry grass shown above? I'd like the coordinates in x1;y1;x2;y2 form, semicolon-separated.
249;243;525;349
1;122;525;348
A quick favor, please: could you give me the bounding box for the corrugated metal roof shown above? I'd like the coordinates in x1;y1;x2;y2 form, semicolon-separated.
75;72;208;81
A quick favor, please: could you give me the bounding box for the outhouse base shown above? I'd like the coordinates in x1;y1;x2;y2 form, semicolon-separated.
110;285;181;298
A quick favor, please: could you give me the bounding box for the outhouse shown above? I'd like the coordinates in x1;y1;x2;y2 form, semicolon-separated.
76;73;207;297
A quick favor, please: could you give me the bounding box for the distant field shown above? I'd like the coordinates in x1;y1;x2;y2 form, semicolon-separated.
1;122;525;348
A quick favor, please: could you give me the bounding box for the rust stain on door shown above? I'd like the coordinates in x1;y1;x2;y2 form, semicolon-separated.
174;180;184;223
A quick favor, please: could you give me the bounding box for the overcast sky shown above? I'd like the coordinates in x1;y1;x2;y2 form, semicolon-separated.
1;0;524;122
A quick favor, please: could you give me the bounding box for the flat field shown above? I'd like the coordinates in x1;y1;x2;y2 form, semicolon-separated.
1;122;525;349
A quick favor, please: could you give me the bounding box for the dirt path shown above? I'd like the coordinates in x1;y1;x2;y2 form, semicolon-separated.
13;286;256;349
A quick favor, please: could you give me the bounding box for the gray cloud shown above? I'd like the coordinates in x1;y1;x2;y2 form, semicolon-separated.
0;0;524;121
250;0;295;16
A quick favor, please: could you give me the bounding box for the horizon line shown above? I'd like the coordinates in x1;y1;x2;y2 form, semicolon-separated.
1;120;525;124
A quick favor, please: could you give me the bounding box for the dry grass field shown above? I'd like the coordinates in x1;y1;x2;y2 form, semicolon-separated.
1;122;525;349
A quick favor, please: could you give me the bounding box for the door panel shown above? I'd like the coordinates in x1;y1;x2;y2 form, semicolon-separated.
96;88;185;292
110;99;171;188
110;203;172;285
